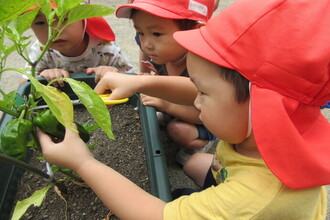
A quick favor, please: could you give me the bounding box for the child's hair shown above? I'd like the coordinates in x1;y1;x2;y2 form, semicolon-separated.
173;19;199;31
219;66;249;103
130;9;198;31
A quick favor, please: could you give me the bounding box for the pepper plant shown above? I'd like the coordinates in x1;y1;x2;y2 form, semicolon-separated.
0;0;115;218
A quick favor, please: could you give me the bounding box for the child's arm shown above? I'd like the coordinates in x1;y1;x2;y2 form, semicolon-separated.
94;72;198;105
37;126;166;220
140;94;201;124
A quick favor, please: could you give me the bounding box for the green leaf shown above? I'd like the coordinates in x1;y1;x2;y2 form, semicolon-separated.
85;124;100;132
38;0;53;19
23;74;75;131
51;165;59;172
0;0;38;23
53;0;83;17
88;143;96;149
15;7;39;35
4;90;17;102
67;4;114;25
62;78;114;139
0;91;18;116
5;25;20;43
11;184;52;220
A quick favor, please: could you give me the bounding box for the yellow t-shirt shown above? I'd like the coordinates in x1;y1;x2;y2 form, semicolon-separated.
164;141;327;219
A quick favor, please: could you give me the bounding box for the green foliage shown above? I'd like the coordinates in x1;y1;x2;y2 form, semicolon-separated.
68;4;115;24
0;0;115;136
0;0;38;23
62;78;114;139
0;0;116;218
25;73;75;131
11;185;52;220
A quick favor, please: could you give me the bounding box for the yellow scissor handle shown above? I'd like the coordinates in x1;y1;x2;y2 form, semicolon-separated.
99;94;129;105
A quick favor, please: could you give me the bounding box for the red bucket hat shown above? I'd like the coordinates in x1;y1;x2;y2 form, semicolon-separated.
27;1;115;41
174;0;330;189
116;0;214;23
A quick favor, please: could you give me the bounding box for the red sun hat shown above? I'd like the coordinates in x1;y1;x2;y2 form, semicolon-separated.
85;17;115;41
27;1;115;41
174;0;330;189
116;0;214;23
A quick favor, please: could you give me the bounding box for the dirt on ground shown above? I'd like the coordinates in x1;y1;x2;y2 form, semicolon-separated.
12;104;150;220
11;103;207;220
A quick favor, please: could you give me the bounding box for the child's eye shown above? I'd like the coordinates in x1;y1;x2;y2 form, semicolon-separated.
137;32;144;36
153;32;162;37
34;21;46;25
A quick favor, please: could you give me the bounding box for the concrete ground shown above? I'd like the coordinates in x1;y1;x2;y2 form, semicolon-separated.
0;0;329;219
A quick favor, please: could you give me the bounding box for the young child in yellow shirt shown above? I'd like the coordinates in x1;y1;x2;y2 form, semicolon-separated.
37;0;330;219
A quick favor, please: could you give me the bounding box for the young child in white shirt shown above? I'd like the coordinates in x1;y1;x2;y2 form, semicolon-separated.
21;1;134;87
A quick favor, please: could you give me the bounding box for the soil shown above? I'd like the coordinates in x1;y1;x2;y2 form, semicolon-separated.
12;104;149;220
11;104;211;220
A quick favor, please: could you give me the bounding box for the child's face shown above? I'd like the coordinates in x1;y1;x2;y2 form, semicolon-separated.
187;52;250;144
31;12;87;57
132;11;187;65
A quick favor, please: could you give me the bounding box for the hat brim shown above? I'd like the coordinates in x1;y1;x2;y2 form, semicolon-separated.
116;3;187;19
173;28;235;70
174;27;330;189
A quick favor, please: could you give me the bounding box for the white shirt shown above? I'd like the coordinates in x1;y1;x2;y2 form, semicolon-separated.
24;34;134;78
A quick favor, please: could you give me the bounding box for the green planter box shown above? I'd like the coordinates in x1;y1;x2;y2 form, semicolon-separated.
0;73;171;219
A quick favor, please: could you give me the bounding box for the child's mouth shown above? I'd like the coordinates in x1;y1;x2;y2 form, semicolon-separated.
53;39;65;44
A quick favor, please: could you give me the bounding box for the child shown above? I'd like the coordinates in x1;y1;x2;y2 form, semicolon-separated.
37;0;330;219
127;0;220;74
21;1;134;87
90;0;217;165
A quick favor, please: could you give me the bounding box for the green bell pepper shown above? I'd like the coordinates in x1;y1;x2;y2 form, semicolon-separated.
33;109;90;142
0;118;33;160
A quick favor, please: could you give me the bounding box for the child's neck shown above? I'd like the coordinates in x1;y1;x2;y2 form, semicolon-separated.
234;136;261;159
61;34;89;57
165;53;187;76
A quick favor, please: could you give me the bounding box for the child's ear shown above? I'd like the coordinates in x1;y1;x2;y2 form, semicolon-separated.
194;22;206;29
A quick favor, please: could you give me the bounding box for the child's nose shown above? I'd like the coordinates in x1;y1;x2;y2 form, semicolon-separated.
141;37;154;51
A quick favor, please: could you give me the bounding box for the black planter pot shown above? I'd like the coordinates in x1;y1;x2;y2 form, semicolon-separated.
0;73;171;219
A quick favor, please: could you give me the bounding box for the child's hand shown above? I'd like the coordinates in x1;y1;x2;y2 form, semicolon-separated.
140;94;169;113
39;68;69;87
86;66;119;83
37;124;94;172
94;72;142;101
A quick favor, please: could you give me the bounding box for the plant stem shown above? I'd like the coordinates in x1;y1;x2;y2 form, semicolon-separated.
59;170;82;181
0;105;19;118
0;153;50;179
2;67;28;76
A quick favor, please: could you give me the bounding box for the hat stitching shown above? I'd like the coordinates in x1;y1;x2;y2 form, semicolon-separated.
253;61;322;103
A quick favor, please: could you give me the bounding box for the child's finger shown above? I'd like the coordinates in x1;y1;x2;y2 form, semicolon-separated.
36;127;54;147
95;73;101;84
57;70;69;87
40;73;51;83
94;77;109;94
86;67;95;74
